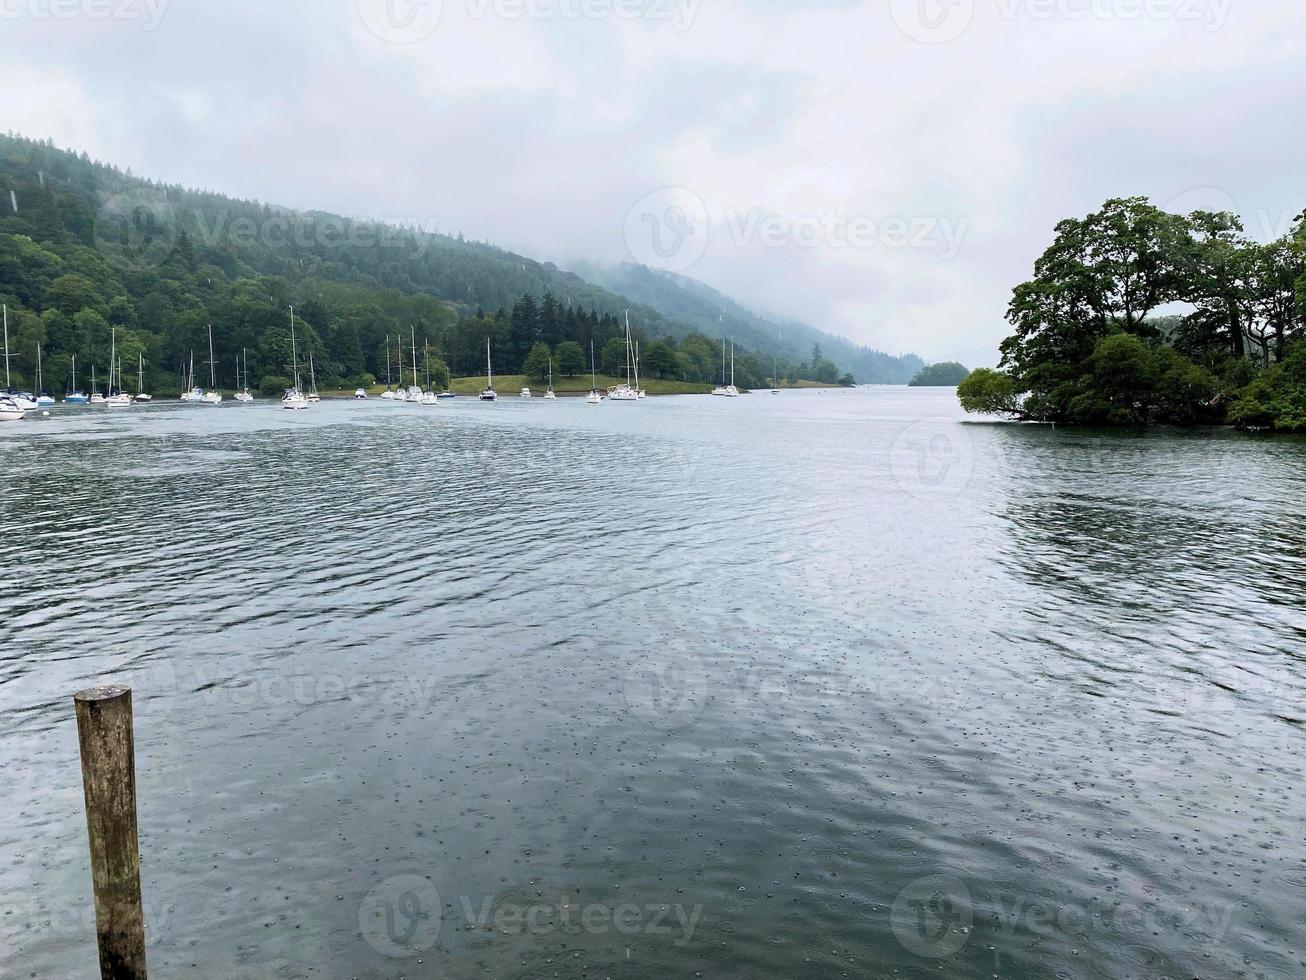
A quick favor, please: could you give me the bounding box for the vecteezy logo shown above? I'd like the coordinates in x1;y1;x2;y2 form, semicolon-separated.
624;187;710;272
359;875;442;958
93;188;177;271
889;418;974;499
623;649;708;728
890;874;973;958
357;0;443;43
889;0;976;43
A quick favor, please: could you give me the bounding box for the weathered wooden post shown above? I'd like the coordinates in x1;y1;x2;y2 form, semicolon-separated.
74;685;148;979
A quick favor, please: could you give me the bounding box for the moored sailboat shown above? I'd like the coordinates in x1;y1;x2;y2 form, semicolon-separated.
282;306;308;410
480;338;497;400
134;352;152;402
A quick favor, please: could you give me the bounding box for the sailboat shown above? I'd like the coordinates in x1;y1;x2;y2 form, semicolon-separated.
771;354;781;394
607;311;641;401
544;356;557;400
90;365;105;404
34;344;55;406
307;353;321;403
180;351;203;401
380;335;396;399
134;352;152;402
200;326;223;404
105;330;133;407
282;306;308;410
479;338;497;400
0;391;22;421
404;327;422;402
2;305;38;410
587;340;602;404
724;341;740;398
234;348;254;402
712;339;729;396
419;339;439;405
65;354;88;404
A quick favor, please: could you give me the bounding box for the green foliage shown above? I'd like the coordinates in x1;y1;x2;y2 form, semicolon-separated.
520;341;552;380
554;340;584;377
958;368;1023;418
982;194;1306;429
1228;343;1306;431
260;375;291;396
600;337;628;377
909;362;970;386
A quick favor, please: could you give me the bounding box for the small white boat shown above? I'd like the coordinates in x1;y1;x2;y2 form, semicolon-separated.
544;357;557;400
5;390;38;411
404;385;421;403
307;353;321;402
200;390;223;405
607;313;642;402
105;393;133;408
283;306;309;410
0;307;35;410
134;352;152;402
199;326;223;403
418;339;439;405
90;392;106;405
419;390;439;406
65;391;88;405
0;395;25;422
102;331;133;408
233;349;252;402
180;387;203;402
354;388;368;400
479;338;497;400
380;390;396;400
35;343;55;406
587;342;602;404
520;387;532;399
436;391;456;400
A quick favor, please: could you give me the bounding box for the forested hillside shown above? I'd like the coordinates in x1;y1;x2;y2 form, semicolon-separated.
0;133;874;395
573;262;924;383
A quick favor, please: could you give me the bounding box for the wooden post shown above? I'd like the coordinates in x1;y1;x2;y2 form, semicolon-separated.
74;685;148;980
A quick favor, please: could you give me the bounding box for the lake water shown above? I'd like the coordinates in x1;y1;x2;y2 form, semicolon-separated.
2;388;1304;978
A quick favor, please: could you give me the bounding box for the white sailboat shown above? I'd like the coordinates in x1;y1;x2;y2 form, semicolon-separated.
712;338;729;396
35;343;55;406
380;335;397;399
234;348;254;402
65;354;88;404
587;340;602;404
607;311;641;401
2;306;38;410
90;365;105;404
724;341;740;398
480;338;497;400
544;356;557;400
282;306;309;410
771;354;781;394
419;339;439;405
180;351;203;401
520;386;532;399
307;353;321;403
105;330;133;407
404;327;422;402
200;326;223;404
134;352;152;402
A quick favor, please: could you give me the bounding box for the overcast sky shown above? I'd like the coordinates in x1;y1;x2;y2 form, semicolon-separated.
5;0;1304;363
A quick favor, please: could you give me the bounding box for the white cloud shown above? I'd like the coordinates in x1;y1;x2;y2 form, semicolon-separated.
3;0;1303;361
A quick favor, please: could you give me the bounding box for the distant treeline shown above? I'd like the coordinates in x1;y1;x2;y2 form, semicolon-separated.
960;197;1306;431
0;133;865;396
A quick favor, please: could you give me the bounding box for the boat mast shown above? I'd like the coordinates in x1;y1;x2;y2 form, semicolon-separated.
410;326;418;391
486;337;493;388
3;304;10;388
385;335;391;390
139;352;144;395
730;340;735;388
36;341;43;392
110;328;116;395
289;305;300;390
590;340;597;390
207;324;217;390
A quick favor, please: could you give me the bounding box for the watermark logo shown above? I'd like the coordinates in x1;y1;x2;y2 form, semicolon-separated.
890;0;976;43
891;874;974;958
623;648;708;728
725;208;968;258
0;0;169;31
889;418;975;498
93;188;177;271
357;0;444;43
624;186;710;273
1161;185;1301;243
359;875;442;958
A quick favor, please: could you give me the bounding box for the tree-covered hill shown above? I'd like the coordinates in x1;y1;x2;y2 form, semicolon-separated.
573;261;924;383
0;133;864;394
909;362;970;386
958;197;1306;431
